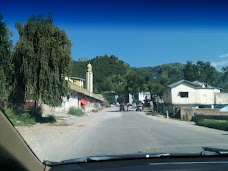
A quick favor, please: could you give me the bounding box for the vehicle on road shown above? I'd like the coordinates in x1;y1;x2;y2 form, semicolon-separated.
120;103;125;111
136;105;143;111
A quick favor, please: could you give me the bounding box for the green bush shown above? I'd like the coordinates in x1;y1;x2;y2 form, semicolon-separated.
68;107;84;116
195;119;228;131
4;107;56;126
4;108;36;126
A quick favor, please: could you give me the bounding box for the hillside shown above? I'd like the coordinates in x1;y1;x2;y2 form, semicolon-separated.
71;55;131;93
71;56;228;103
71;55;186;95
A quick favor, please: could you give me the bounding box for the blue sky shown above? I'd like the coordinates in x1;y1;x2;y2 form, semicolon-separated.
1;0;228;70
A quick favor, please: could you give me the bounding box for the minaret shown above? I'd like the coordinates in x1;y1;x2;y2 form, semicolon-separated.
86;63;93;93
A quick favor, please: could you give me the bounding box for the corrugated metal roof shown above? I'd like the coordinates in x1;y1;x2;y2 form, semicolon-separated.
168;80;223;90
168;80;200;88
69;82;104;102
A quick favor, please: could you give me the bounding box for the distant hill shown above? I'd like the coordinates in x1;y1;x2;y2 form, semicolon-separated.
71;56;228;102
71;55;186;93
71;55;131;93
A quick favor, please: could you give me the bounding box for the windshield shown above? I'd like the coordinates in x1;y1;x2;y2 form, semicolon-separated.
1;0;228;163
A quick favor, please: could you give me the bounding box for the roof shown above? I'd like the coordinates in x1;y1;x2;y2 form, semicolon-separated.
168;80;200;88
69;82;104;102
70;77;85;81
168;80;223;90
192;80;205;87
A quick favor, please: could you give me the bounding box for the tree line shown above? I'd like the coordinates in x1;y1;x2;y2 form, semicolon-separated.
0;14;72;109
1;13;227;108
72;56;228;104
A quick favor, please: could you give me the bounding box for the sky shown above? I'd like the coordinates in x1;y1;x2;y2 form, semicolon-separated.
1;0;228;70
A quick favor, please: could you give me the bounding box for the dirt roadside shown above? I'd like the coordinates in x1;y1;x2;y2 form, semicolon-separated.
15;109;106;161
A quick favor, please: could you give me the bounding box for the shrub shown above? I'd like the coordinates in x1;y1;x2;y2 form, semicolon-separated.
195;119;228;131
4;108;36;126
68;107;84;116
4;106;56;126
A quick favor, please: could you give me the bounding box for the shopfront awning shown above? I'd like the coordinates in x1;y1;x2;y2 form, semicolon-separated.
80;99;88;105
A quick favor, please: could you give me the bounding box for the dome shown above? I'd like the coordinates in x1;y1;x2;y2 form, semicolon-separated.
87;63;92;72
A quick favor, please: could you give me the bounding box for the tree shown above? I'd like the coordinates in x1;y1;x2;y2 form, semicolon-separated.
124;69;145;96
221;66;228;92
183;61;219;85
222;66;228;74
14;15;72;107
0;14;13;108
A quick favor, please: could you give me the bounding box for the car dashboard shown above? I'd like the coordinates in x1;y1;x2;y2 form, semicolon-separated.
49;156;228;171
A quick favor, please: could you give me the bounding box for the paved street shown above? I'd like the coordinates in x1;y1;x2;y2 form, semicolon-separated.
40;107;228;162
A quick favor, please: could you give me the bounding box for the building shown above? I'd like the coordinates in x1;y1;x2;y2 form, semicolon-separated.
163;80;228;107
161;80;228;118
86;63;93;93
138;92;151;102
69;77;85;88
43;63;104;114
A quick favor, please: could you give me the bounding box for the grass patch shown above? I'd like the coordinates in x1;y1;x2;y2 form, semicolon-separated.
147;111;164;116
5;108;36;126
91;109;98;113
195;119;228;131
68;107;84;116
4;107;56;126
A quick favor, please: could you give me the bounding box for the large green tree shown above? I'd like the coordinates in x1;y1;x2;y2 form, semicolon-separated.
14;15;72;107
0;14;13;107
183;61;219;85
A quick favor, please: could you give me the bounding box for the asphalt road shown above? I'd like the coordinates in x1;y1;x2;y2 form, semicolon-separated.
46;107;228;161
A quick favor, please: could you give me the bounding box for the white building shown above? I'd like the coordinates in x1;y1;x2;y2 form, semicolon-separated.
138;92;151;102
163;80;223;106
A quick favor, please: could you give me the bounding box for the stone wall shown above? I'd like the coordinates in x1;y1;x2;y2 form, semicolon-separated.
194;108;220;115
180;107;194;121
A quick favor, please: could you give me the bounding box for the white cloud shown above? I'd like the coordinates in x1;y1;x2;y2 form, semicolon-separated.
211;60;228;67
219;53;228;58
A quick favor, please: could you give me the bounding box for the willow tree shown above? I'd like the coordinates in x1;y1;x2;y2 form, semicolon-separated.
0;14;13;108
14;15;72;107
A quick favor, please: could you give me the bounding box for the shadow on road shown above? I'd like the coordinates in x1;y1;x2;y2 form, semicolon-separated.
108;109;136;112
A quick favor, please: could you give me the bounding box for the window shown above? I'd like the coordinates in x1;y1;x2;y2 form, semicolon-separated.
179;92;189;98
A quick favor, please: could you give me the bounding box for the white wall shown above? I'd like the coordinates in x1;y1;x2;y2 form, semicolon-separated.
55;96;79;113
129;93;133;104
171;84;197;104
195;89;215;104
138;92;151;101
170;84;216;105
215;93;228;104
